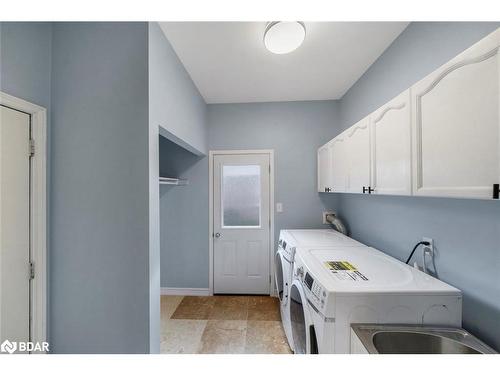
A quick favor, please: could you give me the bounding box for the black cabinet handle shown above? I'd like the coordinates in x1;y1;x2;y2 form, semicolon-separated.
494;184;499;199
363;186;375;194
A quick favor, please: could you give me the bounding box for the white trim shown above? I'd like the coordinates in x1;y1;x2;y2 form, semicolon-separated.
0;91;47;348
160;287;210;296
208;149;275;297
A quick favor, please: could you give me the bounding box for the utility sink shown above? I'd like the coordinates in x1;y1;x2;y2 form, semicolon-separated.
351;324;496;354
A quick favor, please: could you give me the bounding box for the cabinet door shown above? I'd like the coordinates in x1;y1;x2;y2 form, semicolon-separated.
370;89;412;195
411;29;500;199
317;144;331;192
346;117;370;193
329;136;349;193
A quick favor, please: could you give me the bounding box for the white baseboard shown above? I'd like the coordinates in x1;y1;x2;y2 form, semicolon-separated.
161;287;210;296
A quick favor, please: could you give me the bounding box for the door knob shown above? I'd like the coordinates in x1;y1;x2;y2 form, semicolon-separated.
214;232;221;238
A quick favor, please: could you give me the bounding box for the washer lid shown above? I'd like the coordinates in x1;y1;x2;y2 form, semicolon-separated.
284;229;363;247
298;246;460;294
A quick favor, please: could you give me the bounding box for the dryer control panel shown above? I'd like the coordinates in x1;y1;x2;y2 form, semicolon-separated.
304;272;326;310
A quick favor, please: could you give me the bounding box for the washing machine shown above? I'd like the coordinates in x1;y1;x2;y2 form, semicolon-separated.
290;245;463;354
275;230;365;352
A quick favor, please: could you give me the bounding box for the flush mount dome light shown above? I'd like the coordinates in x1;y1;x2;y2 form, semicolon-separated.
264;21;306;54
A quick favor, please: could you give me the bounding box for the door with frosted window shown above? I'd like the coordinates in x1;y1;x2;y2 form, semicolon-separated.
213;153;271;294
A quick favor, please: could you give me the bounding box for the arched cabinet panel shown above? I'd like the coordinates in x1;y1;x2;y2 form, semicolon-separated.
329;135;349;193
370;89;412;196
346;117;371;194
411;29;500;199
318;28;500;200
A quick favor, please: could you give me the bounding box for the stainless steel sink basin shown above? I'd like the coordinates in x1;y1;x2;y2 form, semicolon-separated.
352;324;497;354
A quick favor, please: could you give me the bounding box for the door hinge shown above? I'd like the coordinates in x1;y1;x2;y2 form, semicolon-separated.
493;184;499;199
29;139;35;157
29;261;35;280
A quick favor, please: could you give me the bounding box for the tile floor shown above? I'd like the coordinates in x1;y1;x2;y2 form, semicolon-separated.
161;295;292;354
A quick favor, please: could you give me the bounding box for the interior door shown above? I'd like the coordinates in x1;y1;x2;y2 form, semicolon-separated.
370;89;412;195
0;105;31;345
213;153;271;294
346;117;371;193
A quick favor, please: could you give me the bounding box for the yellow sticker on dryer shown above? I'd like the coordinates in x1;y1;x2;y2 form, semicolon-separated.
324;261;369;281
324;261;357;271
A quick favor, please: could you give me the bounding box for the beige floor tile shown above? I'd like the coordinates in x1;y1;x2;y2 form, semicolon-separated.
171;296;216;320
245;320;292;354
160;319;207;354
161;295;290;354
161;295;184;320
208;296;249;320
247;296;281;321
197;320;247;354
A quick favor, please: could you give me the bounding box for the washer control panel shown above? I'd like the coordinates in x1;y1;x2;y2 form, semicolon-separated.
304;272;326;310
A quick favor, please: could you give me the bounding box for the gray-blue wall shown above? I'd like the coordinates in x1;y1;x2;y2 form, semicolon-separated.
50;22;151;353
149;22;207;155
0;20;53;343
160;138;208;288
0;22;52;110
160;101;342;289
208;101;342;250
331;22;500;350
150;21;209;290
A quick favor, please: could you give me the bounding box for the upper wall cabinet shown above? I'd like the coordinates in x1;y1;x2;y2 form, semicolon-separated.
411;29;500;199
319;27;500;200
346;117;371;194
329;135;349;193
317;143;332;192
370;89;412;196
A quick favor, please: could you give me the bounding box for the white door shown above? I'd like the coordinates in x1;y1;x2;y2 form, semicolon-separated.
213;153;271;294
0;105;31;345
370;89;412;196
411;29;500;199
317;144;331;192
346;117;371;193
329;136;349;193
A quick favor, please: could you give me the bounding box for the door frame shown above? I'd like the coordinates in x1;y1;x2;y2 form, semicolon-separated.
0;91;47;346
208;149;275;296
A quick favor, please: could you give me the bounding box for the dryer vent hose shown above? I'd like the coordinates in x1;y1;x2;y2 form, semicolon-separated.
325;213;348;236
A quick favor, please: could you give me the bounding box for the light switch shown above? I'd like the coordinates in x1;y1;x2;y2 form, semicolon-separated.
276;203;283;213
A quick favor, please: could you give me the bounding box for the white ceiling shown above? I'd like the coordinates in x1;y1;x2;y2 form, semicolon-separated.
159;22;409;104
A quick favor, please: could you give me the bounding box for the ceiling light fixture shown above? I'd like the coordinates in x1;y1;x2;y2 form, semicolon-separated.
263;21;306;54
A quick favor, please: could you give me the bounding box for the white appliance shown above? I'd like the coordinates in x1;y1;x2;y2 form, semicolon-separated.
290;245;462;354
275;230;364;352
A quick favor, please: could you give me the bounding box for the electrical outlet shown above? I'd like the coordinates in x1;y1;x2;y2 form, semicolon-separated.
323;211;335;224
423;237;434;254
421;237;434;274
